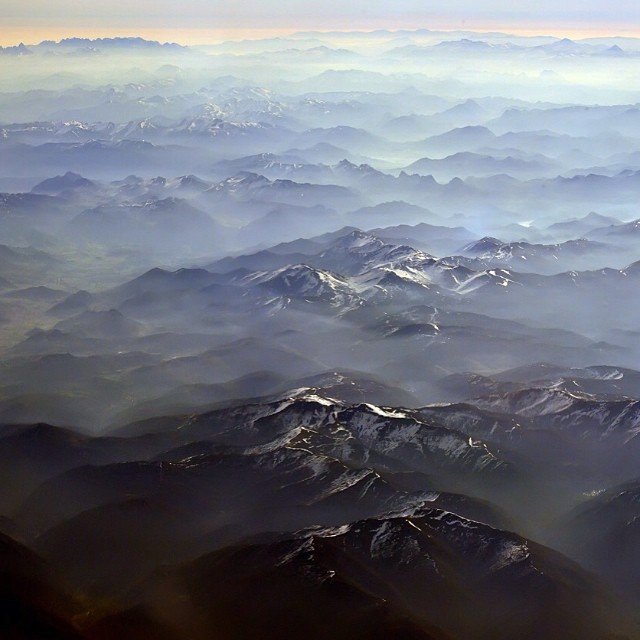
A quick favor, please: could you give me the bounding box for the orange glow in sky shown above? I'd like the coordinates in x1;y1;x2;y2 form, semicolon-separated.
3;22;640;47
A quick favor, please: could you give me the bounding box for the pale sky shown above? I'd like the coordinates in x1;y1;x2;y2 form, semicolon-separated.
3;0;640;45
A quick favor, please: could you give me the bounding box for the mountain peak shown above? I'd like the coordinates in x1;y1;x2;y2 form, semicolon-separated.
462;237;503;253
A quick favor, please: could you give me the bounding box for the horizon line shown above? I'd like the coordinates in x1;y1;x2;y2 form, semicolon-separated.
4;24;640;48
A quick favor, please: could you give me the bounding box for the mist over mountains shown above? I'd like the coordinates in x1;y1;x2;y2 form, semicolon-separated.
2;28;640;640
